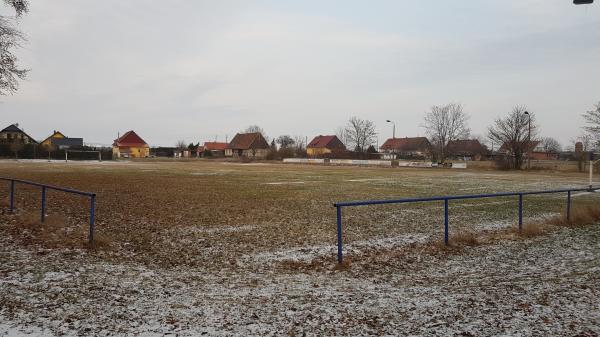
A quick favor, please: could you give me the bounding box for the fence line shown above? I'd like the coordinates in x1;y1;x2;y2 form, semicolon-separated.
333;186;600;264
0;177;96;243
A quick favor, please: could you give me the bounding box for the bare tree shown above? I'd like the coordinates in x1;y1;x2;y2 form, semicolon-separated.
243;125;268;142
487;106;538;170
42;143;56;161
541;137;561;153
335;127;348;147
0;0;29;95
243;125;265;134
344;117;377;152
175;140;187;150
10;141;23;158
573;133;594;152
293;135;305;150
422;103;470;162
276;135;295;148
583;101;600;140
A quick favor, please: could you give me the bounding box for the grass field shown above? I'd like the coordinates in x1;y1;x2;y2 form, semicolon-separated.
1;159;599;336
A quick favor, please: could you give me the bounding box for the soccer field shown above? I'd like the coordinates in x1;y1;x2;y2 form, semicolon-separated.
0;160;599;336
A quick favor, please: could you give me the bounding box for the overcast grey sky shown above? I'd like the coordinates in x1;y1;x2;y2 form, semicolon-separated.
1;0;599;147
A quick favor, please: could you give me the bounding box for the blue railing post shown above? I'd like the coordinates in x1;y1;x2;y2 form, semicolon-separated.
566;190;571;222
333;185;600;263
89;195;96;243
444;198;449;245
337;205;343;264
41;186;46;223
518;193;523;231
9;180;14;213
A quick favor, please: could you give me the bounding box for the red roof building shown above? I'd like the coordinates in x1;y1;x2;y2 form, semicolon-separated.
225;132;270;159
197;142;228;157
499;140;558;161
447;139;487;160
380;137;431;159
112;130;149;158
307;135;346;157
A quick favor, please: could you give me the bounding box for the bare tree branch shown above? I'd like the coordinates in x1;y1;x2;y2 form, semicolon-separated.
422;103;470;162
487;105;538;169
0;0;29;95
343;117;377;152
583;101;600;139
541;137;561;153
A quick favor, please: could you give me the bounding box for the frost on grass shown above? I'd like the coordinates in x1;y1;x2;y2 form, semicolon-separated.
1;161;599;335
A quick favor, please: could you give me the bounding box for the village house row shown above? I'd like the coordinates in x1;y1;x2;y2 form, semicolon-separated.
0;123;562;161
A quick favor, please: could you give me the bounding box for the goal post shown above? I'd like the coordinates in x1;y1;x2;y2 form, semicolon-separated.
65;150;102;162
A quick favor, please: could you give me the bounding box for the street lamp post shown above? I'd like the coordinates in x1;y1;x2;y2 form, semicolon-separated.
524;111;531;169
386;120;396;139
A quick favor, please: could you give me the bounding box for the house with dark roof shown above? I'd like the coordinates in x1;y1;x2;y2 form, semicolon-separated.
446;139;487;161
198;142;228;157
0;124;37;144
112;130;150;158
306;135;346;157
225;132;270;159
380;137;431;159
40;130;83;149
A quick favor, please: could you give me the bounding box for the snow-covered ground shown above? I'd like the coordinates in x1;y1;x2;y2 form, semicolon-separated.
1;225;599;336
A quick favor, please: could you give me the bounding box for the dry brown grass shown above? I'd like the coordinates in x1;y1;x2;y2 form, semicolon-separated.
450;231;480;246
333;259;351;271
0;160;598;270
512;222;547;238
563;206;600;226
13;212;111;250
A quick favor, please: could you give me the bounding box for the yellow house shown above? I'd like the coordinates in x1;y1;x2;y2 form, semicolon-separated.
40;130;84;149
306;135;346;157
41;130;65;146
112;130;150;158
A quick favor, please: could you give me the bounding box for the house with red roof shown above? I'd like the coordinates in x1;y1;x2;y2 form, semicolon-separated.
446;139;488;161
198;141;228;157
112;130;150;158
306;135;346;157
380;137;431;159
225;132;270;159
498;140;558;161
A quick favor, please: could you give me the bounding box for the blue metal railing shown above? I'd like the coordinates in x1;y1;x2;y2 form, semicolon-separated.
334;186;600;264
1;177;97;243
